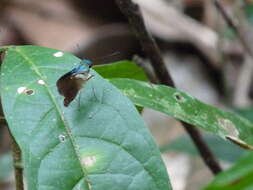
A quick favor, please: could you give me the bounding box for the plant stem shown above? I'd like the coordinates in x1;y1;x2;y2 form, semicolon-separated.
115;0;222;175
10;133;24;190
0;102;24;190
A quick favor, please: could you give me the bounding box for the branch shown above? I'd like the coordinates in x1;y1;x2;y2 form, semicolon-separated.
1;114;24;190
116;0;222;175
132;55;159;84
214;0;253;58
10;132;24;190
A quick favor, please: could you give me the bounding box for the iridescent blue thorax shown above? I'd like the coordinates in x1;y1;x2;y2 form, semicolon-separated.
70;59;93;75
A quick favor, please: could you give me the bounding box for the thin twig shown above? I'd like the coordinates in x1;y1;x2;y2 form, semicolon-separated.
133;55;159;84
214;0;253;57
116;0;222;175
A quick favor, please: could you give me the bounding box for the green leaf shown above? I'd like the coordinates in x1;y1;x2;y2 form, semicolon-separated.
109;78;253;148
93;61;148;81
94;61;146;114
160;134;246;163
235;107;253;123
245;3;253;25
0;46;171;190
204;152;253;190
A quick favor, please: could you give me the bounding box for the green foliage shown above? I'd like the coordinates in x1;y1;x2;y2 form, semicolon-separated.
2;45;253;190
94;61;147;113
109;78;253;148
235;107;253;123
108;78;253;189
0;46;171;190
94;61;148;81
204;152;253;190
160;134;246;163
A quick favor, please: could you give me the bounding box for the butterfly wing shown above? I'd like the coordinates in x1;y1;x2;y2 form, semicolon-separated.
57;70;93;107
57;60;93;107
57;72;79;106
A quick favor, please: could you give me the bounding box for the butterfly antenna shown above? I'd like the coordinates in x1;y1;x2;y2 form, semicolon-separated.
92;51;121;62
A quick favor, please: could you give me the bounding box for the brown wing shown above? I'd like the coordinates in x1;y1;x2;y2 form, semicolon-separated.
56;72;83;107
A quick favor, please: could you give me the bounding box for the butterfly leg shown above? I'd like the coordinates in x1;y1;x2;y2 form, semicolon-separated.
87;74;94;81
78;74;95;110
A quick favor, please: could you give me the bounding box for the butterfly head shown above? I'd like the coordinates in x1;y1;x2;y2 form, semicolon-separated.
81;59;93;67
70;59;93;75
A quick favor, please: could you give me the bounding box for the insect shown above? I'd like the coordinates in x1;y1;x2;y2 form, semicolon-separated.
56;59;93;107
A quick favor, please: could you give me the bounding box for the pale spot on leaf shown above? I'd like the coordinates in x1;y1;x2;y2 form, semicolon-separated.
38;79;45;85
82;156;96;167
53;51;64;57
17;87;34;95
218;118;239;137
17;87;27;94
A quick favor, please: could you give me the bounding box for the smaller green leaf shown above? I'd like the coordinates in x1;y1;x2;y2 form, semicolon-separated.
94;61;146;113
109;79;253;148
160;134;245;163
93;61;148;81
204;152;253;190
235;107;253;123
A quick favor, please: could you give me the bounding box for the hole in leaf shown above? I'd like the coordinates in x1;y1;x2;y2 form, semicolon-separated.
17;87;34;95
25;89;34;95
58;134;66;142
174;93;185;103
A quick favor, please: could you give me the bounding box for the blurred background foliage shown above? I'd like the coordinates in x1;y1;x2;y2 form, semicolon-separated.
1;0;253;189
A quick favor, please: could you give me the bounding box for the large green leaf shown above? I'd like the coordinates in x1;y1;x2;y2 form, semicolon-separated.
204;152;253;190
160;134;246;163
0;46;171;190
109;79;253;148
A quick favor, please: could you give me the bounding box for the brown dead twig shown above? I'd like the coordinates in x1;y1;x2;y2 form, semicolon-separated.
115;0;222;175
10;134;24;190
2;122;24;190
